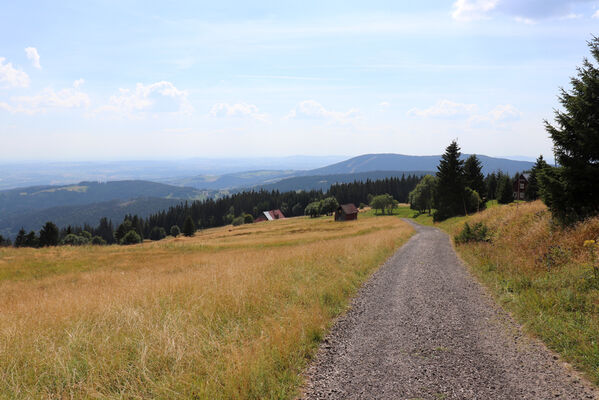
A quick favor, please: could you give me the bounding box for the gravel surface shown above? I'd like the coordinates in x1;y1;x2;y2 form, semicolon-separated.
301;220;597;399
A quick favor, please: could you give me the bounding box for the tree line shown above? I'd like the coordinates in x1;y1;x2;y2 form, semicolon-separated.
410;36;599;225
3;175;421;248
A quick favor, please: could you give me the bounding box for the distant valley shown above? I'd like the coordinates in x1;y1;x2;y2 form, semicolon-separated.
0;153;535;238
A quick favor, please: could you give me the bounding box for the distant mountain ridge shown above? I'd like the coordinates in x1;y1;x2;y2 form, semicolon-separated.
304;153;535;176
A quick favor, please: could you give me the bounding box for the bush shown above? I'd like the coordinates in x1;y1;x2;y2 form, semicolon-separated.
359;202;366;209
149;226;167;241
120;230;142;245
305;201;321;218
291;203;304;216
243;213;254;224
320;196;339;215
232;216;245;226
91;236;107;245
454;222;491;244
170;225;181;237
464;187;482;214
80;231;92;240
61;233;89;246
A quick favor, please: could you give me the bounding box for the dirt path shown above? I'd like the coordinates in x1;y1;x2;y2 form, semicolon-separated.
301;220;597;399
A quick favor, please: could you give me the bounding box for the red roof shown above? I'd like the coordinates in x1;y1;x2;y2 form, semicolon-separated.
264;209;286;220
339;203;358;215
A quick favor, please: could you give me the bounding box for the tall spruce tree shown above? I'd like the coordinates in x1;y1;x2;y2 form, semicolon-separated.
463;154;486;200
524;155;549;201
434;140;465;221
540;37;599;225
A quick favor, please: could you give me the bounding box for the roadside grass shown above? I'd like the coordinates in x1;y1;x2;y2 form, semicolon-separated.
408;201;599;385
0;215;413;398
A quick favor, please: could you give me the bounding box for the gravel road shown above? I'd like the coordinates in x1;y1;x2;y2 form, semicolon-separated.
301;220;597;399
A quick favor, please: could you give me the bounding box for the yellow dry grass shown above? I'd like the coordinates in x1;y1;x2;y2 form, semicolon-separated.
442;201;599;385
0;215;413;399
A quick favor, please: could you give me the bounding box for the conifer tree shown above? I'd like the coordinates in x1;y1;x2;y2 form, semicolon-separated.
14;228;26;247
497;175;514;204
524;155;549;201
463;155;486;200
540;37;599;224
434;141;465;221
39;221;59;247
182;216;196;237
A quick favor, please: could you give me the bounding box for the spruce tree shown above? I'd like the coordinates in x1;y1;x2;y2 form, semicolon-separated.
497;175;514;204
39;221;59;247
541;37;599;224
434;140;465;221
463;155;486;200
182;216;196;237
524;155;549;201
14;228;26;247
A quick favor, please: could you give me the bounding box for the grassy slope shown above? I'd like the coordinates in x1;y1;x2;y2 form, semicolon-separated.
399;202;599;385
0;214;413;399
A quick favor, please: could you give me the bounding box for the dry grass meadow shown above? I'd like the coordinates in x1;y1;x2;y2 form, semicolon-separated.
0;214;413;399
438;201;599;385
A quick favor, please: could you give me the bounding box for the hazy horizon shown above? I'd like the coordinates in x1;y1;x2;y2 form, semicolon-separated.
2;1;598;162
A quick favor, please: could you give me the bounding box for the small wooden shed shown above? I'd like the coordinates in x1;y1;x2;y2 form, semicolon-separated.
254;209;286;223
335;203;358;221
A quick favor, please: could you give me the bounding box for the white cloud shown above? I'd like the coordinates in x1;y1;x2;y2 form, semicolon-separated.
407;99;478;118
470;104;522;124
209;102;268;121
379;101;390;108
452;0;499;21
25;47;41;69
452;0;595;22
593;9;599;18
0;84;90;114
0;58;30;88
286;100;359;123
96;81;192;117
73;78;85;88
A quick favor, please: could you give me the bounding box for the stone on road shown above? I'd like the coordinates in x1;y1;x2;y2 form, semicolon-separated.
301;220;597;399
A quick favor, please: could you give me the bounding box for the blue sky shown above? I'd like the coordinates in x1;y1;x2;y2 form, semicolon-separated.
1;0;598;161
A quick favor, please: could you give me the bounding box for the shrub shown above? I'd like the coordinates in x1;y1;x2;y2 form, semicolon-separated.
120;230;142;245
170;225;181;237
149;226;167;241
305;201;321;218
232;216;245;226
291;203;304;216
320;196;339;215
242;213;254;224
61;233;89;246
80;231;92;240
91;236;107;245
359;203;366;209
454;222;491;244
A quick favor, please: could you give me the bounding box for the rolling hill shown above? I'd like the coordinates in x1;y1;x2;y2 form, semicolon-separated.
0;197;185;238
253;171;433;193
0;180;212;238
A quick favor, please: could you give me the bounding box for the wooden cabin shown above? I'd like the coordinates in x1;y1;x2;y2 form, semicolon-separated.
335;203;358;221
512;173;530;200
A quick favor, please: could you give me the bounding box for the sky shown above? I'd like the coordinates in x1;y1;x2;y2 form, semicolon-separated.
0;0;598;162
